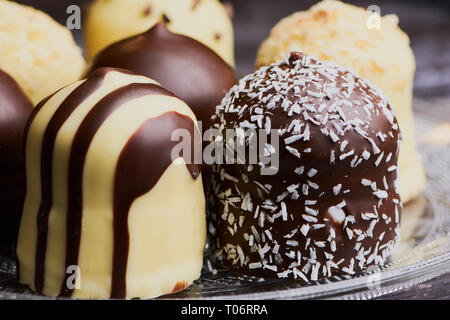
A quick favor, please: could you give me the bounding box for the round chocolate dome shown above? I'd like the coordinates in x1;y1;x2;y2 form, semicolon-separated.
0;69;33;257
209;52;402;280
86;22;237;130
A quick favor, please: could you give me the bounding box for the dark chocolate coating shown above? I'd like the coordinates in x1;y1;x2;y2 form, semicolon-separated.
209;52;402;280
86;22;237;130
0;69;33;257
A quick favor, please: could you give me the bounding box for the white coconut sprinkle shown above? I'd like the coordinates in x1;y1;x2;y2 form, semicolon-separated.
286;146;301;158
328;206;346;223
307;168;318;177
339;150;355;160
249;262;262;269
300;224;310;236
373;190;388;199
295;166;305;175
362;150;371;160
333;184;342;195
305;206;319;216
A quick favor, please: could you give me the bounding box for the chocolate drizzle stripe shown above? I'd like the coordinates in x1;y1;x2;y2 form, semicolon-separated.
58;82;195;297
16;93;54;282
33;69;109;293
112;111;200;298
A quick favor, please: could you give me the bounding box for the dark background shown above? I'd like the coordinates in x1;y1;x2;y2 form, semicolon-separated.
11;0;450;299
14;0;450;98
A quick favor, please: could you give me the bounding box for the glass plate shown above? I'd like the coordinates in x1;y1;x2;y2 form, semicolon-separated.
1;99;449;300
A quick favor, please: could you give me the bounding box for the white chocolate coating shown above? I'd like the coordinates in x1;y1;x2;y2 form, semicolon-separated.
85;0;235;67
17;69;206;299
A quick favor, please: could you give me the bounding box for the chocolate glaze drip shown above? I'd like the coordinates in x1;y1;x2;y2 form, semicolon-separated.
17;92;61;281
58;82;200;297
112;112;200;298
86;22;237;130
33;68;109;293
0;69;33;258
15;93;56;280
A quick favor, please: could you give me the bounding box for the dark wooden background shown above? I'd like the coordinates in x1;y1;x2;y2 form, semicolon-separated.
12;0;450;299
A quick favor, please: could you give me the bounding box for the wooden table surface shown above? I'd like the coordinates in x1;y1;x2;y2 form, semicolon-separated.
13;0;450;300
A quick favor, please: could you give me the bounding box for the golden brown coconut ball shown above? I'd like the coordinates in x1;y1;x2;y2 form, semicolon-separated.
256;0;425;203
0;0;85;104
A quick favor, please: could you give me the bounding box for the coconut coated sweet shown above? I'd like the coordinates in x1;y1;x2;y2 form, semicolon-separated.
209;52;402;280
256;0;425;203
0;0;85;104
